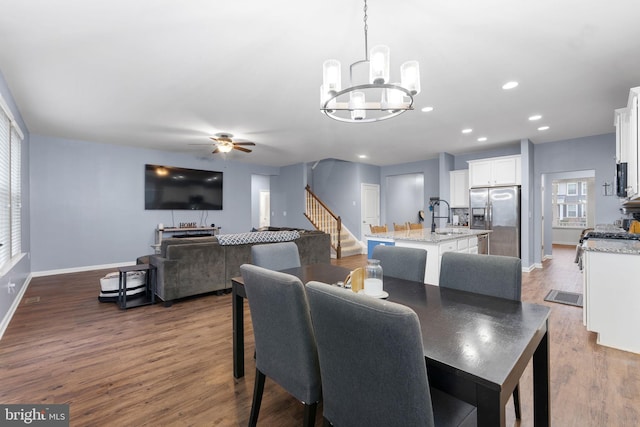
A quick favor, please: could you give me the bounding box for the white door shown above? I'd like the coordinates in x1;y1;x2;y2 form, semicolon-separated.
361;183;380;240
259;190;270;228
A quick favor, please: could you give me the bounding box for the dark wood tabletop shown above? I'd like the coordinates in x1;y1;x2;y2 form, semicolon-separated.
232;263;550;427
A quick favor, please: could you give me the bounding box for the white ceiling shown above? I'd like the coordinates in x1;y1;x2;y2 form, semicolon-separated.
1;0;639;167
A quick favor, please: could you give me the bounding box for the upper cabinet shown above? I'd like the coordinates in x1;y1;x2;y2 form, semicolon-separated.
450;170;469;208
615;87;639;200
468;155;521;188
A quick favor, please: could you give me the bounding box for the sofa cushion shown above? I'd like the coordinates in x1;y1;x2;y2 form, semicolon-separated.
217;230;300;246
160;236;218;257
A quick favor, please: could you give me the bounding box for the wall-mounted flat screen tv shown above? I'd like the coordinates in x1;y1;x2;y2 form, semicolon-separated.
145;164;223;210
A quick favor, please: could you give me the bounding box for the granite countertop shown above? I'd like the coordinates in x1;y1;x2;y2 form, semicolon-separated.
582;239;640;255
366;228;491;244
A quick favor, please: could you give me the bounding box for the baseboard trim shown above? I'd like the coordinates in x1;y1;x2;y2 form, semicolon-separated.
32;261;136;278
0;273;32;341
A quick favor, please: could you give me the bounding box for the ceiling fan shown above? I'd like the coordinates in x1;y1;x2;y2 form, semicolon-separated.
206;133;256;154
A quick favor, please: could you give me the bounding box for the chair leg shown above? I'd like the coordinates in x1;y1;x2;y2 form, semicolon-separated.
513;383;521;419
248;368;266;427
302;402;317;427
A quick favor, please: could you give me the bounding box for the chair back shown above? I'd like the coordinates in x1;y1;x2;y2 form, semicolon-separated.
439;252;521;301
407;222;423;230
372;245;427;283
369;224;388;233
393;222;408;231
305;281;436;427
251;241;301;271
240;264;321;404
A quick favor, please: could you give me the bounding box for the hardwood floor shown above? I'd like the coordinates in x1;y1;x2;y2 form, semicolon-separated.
0;246;638;426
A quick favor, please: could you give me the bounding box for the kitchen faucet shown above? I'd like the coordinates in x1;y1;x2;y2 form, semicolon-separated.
428;197;450;232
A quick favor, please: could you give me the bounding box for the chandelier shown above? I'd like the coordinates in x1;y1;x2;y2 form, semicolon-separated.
320;0;420;123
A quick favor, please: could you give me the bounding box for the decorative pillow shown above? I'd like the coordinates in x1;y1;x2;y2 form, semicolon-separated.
217;230;300;246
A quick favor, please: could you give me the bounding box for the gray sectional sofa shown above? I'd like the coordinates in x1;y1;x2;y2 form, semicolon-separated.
138;229;331;305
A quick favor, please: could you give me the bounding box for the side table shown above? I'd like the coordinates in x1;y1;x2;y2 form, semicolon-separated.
118;264;156;309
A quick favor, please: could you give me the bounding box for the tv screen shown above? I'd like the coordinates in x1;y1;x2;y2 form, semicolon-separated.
145;164;223;210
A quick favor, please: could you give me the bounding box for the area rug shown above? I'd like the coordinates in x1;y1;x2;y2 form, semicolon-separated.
544;290;583;307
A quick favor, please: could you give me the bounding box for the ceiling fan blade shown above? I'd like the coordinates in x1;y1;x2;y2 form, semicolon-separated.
211;147;221;154
233;146;253;153
189;143;216;146
233;142;256;146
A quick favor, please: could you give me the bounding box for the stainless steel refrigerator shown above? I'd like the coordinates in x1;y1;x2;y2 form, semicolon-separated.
469;186;521;257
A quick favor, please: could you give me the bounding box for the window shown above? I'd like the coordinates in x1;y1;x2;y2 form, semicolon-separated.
551;177;593;228
0;95;23;270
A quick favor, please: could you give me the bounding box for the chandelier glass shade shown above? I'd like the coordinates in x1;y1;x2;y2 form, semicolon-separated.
320;0;420;123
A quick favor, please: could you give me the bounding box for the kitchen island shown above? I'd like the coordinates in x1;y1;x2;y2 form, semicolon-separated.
582;238;640;354
366;228;491;285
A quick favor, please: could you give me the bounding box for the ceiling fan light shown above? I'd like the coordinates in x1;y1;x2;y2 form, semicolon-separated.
401;61;421;95
218;143;233;153
322;59;341;95
350;91;366;120
369;45;390;84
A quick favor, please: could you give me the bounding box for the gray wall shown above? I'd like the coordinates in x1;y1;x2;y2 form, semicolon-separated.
309;159;380;237
29;135;279;272
533;133;618;265
381;158;439;228
0;69;30;335
270;162;309;229
385;173;424;227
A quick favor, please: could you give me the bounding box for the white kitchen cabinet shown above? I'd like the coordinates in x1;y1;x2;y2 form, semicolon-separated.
450;170;469;208
583;248;640;354
615;87;640;199
468;155;521;188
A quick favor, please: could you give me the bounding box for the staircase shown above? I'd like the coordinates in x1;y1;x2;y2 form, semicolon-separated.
338;227;363;258
304;185;362;259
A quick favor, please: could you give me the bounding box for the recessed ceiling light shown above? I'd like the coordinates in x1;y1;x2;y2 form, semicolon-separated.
477;137;487;142
358;154;367;158
462;128;473;134
538;126;550;131
421;106;434;112
529;114;542;121
502;81;519;90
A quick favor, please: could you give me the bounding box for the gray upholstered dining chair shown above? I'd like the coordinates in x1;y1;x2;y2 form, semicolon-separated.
305;281;477;427
240;264;321;427
371;244;427;282
439;251;522;419
251;241;301;271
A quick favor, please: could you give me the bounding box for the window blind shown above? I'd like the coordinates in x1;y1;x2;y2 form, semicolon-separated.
10;127;21;256
0;112;10;266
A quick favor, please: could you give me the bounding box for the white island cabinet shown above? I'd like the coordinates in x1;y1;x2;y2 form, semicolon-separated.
366;229;488;285
582;239;640;354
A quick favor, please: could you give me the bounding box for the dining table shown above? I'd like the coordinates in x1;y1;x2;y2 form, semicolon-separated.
231;263;551;427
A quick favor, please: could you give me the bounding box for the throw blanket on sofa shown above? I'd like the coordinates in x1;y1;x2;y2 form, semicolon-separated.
217;230;300;246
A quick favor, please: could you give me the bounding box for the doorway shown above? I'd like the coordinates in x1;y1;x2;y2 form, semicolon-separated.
251;174;271;229
541;170;595;260
259;190;270;228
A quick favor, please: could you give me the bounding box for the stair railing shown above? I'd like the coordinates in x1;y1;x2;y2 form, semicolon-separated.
304;185;342;258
